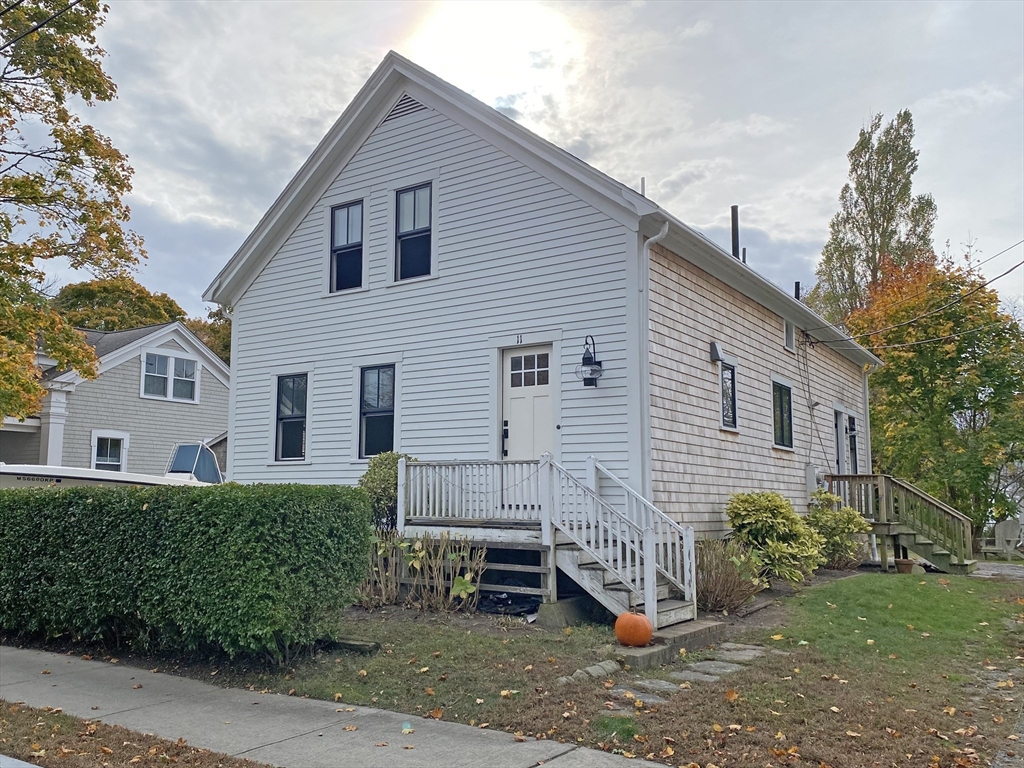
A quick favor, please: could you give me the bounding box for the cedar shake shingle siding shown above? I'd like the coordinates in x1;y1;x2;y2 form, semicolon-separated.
648;242;866;535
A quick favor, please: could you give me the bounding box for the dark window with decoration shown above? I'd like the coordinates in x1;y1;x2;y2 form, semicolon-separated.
276;374;307;460
721;363;737;429
395;184;431;280
361;365;395;457
773;381;793;448
331;201;363;291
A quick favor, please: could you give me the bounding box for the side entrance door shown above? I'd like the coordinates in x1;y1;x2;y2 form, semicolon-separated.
502;346;553;460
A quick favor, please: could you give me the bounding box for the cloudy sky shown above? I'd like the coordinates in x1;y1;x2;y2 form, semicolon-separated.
66;0;1024;317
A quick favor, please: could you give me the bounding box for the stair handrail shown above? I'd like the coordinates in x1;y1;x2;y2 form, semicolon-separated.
827;473;973;565
590;458;695;603
541;454;659;628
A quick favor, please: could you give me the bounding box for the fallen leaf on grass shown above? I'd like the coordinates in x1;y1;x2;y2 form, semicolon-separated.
712;724;724;733
101;746;114;755
475;698;484;704
724;689;739;702
771;634;784;641
428;708;443;719
829;706;841;713
943;706;957;716
867;639;875;645
846;731;861;737
424;687;435;696
886;727;900;738
513;732;526;742
500;689;519;698
416;667;429;674
358;670;367;677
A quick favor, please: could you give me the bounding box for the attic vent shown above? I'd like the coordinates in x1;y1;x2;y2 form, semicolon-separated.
381;94;427;124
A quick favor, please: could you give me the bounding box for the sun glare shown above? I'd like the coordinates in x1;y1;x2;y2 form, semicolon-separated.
403;1;583;117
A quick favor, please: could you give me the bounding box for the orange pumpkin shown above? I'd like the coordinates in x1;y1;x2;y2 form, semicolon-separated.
614;610;653;647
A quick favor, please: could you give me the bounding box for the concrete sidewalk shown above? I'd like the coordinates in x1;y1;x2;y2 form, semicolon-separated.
0;646;633;767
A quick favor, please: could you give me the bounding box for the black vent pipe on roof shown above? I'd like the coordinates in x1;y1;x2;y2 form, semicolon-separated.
742;247;747;264
730;205;740;259
795;281;801;300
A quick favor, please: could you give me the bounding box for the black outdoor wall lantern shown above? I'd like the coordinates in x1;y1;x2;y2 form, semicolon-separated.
574;335;604;387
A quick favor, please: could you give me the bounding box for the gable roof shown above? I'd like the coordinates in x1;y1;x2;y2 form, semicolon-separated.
203;51;880;369
43;321;230;386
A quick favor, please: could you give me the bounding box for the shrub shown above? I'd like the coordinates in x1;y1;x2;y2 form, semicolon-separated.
806;489;872;570
0;484;371;663
358;451;415;530
724;491;825;583
695;538;766;613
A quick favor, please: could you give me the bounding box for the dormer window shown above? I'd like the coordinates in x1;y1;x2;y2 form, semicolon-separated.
331;201;363;292
142;352;199;402
395;183;432;280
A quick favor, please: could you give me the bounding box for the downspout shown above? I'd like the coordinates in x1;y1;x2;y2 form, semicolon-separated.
639;220;670;500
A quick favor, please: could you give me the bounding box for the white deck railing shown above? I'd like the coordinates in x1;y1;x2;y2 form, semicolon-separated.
590;458;695;604
397;459;541;532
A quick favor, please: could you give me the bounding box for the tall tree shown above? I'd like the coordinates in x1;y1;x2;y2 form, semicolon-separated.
0;1;143;419
847;256;1024;529
184;306;231;364
53;277;185;331
808;110;938;325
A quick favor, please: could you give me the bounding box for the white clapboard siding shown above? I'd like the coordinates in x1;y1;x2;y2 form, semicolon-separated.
230;105;633;486
648;243;866;535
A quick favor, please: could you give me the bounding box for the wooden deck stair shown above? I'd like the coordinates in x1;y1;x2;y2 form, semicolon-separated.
828;474;977;575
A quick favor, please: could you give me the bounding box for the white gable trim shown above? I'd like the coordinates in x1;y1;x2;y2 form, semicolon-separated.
48;322;230;388
202;51;656;308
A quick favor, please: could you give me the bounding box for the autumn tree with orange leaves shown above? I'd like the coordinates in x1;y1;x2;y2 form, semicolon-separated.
847;256;1024;529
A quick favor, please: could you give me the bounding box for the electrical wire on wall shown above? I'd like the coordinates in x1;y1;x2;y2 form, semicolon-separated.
796;331;833;471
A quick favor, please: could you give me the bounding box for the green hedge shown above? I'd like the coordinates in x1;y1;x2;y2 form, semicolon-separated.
0;484;371;662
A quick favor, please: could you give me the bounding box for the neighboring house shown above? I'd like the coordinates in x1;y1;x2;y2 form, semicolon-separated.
203;52;889;627
1;322;230;477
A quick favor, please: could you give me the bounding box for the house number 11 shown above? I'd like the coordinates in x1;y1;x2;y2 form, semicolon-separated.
516;335;523;344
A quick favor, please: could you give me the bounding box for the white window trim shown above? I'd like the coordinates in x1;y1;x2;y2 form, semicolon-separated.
349;354;403;463
266;365;315;466
385;169;441;286
717;351;739;433
139;348;202;404
91;429;130;472
321;189;371;298
770;373;795;452
783;319;797;353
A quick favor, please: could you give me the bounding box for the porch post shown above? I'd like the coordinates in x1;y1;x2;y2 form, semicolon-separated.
539;453;552;546
38;389;67;466
396;457;407;536
643;527;658;629
585;455;597;492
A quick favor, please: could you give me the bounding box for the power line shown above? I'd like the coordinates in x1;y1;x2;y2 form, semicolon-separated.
0;1;27;18
0;0;82;53
801;238;1024;334
846;257;1024;340
822;319;1013;353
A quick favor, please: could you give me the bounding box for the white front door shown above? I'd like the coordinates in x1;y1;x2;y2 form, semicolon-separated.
502;346;553;460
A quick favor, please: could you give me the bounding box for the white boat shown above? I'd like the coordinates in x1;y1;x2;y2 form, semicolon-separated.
0;442;222;489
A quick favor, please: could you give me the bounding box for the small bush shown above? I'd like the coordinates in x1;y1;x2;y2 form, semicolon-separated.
0;484;372;663
806;489;872;570
695;538;766;613
358;451;415;530
725;491;825;584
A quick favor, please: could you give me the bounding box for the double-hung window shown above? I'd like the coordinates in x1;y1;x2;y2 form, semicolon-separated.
94;437;124;471
772;381;793;448
276;374;307;461
783;320;796;352
144;353;197;402
395;184;431;280
720;362;737;429
360;365;395;457
331;201;363;291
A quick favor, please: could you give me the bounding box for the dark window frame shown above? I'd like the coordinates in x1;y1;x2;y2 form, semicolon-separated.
330;200;364;292
395;183;432;281
772;381;793;448
360;364;396;458
720;362;737;429
275;373;307;461
848;415;859;473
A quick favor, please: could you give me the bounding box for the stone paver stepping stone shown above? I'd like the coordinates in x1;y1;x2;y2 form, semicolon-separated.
670;670;720;683
608;686;667;705
633;679;685;693
710;648;764;663
584;660;621;677
719;642;767;652
687;660;744;676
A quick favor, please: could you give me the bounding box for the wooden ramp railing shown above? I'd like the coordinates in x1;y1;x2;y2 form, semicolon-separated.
827;474;973;567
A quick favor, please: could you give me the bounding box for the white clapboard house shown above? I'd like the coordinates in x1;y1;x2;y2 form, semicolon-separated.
204;53;973;628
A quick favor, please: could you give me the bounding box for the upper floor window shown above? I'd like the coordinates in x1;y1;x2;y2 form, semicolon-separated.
772;381;793;448
395;183;431;280
276;374;307;461
143;353;197;402
331;201;363;292
360;365;395;457
783;320;796;352
720;362;737;429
